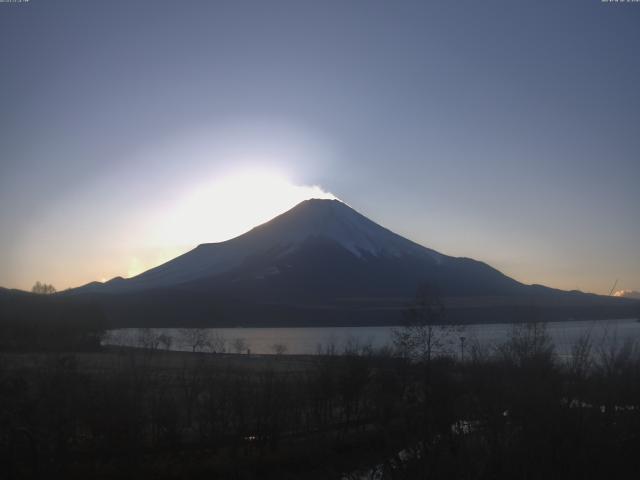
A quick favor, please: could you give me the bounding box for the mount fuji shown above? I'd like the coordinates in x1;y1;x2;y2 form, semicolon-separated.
69;199;635;326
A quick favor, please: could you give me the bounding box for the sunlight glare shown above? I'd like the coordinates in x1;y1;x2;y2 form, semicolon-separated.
151;170;336;248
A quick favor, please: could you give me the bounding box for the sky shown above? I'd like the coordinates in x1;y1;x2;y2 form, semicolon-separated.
1;0;639;295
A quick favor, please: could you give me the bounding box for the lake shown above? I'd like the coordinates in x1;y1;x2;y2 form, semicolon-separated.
104;318;640;358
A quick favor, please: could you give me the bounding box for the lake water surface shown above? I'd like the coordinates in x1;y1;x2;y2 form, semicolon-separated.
104;318;640;357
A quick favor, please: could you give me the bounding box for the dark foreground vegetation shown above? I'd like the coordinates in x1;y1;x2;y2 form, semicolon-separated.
1;321;640;480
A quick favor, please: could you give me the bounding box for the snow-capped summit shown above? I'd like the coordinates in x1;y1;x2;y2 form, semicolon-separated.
241;199;443;259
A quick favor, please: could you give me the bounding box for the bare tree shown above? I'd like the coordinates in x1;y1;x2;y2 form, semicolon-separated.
568;331;593;379
180;328;209;353
497;321;555;368
137;328;161;351
316;334;338;356
596;328;637;378
392;283;461;363
271;343;287;355
205;331;226;354
158;333;173;351
231;337;247;354
31;281;56;294
343;336;374;356
178;357;205;428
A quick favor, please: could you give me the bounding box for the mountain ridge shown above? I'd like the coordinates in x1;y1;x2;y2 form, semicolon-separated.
62;198;637;326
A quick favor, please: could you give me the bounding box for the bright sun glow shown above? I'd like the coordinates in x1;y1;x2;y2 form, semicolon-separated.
150;170;336;249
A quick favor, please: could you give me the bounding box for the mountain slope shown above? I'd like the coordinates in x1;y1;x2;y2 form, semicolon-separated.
76;199;517;295
67;199;636;326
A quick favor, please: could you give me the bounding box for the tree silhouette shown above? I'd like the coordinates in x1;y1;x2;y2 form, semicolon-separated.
180;328;209;353
231;337;247;354
31;281;56;295
392;283;461;363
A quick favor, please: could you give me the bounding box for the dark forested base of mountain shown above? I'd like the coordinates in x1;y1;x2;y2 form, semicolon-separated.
79;291;640;328
0;289;105;351
5;280;639;332
2;338;640;480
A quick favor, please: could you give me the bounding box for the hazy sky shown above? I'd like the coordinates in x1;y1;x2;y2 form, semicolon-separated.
1;0;639;294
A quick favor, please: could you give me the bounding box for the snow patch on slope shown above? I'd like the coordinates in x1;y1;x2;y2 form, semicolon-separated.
244;199;443;260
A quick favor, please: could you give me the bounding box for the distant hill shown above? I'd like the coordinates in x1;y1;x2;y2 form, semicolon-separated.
64;199;638;327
